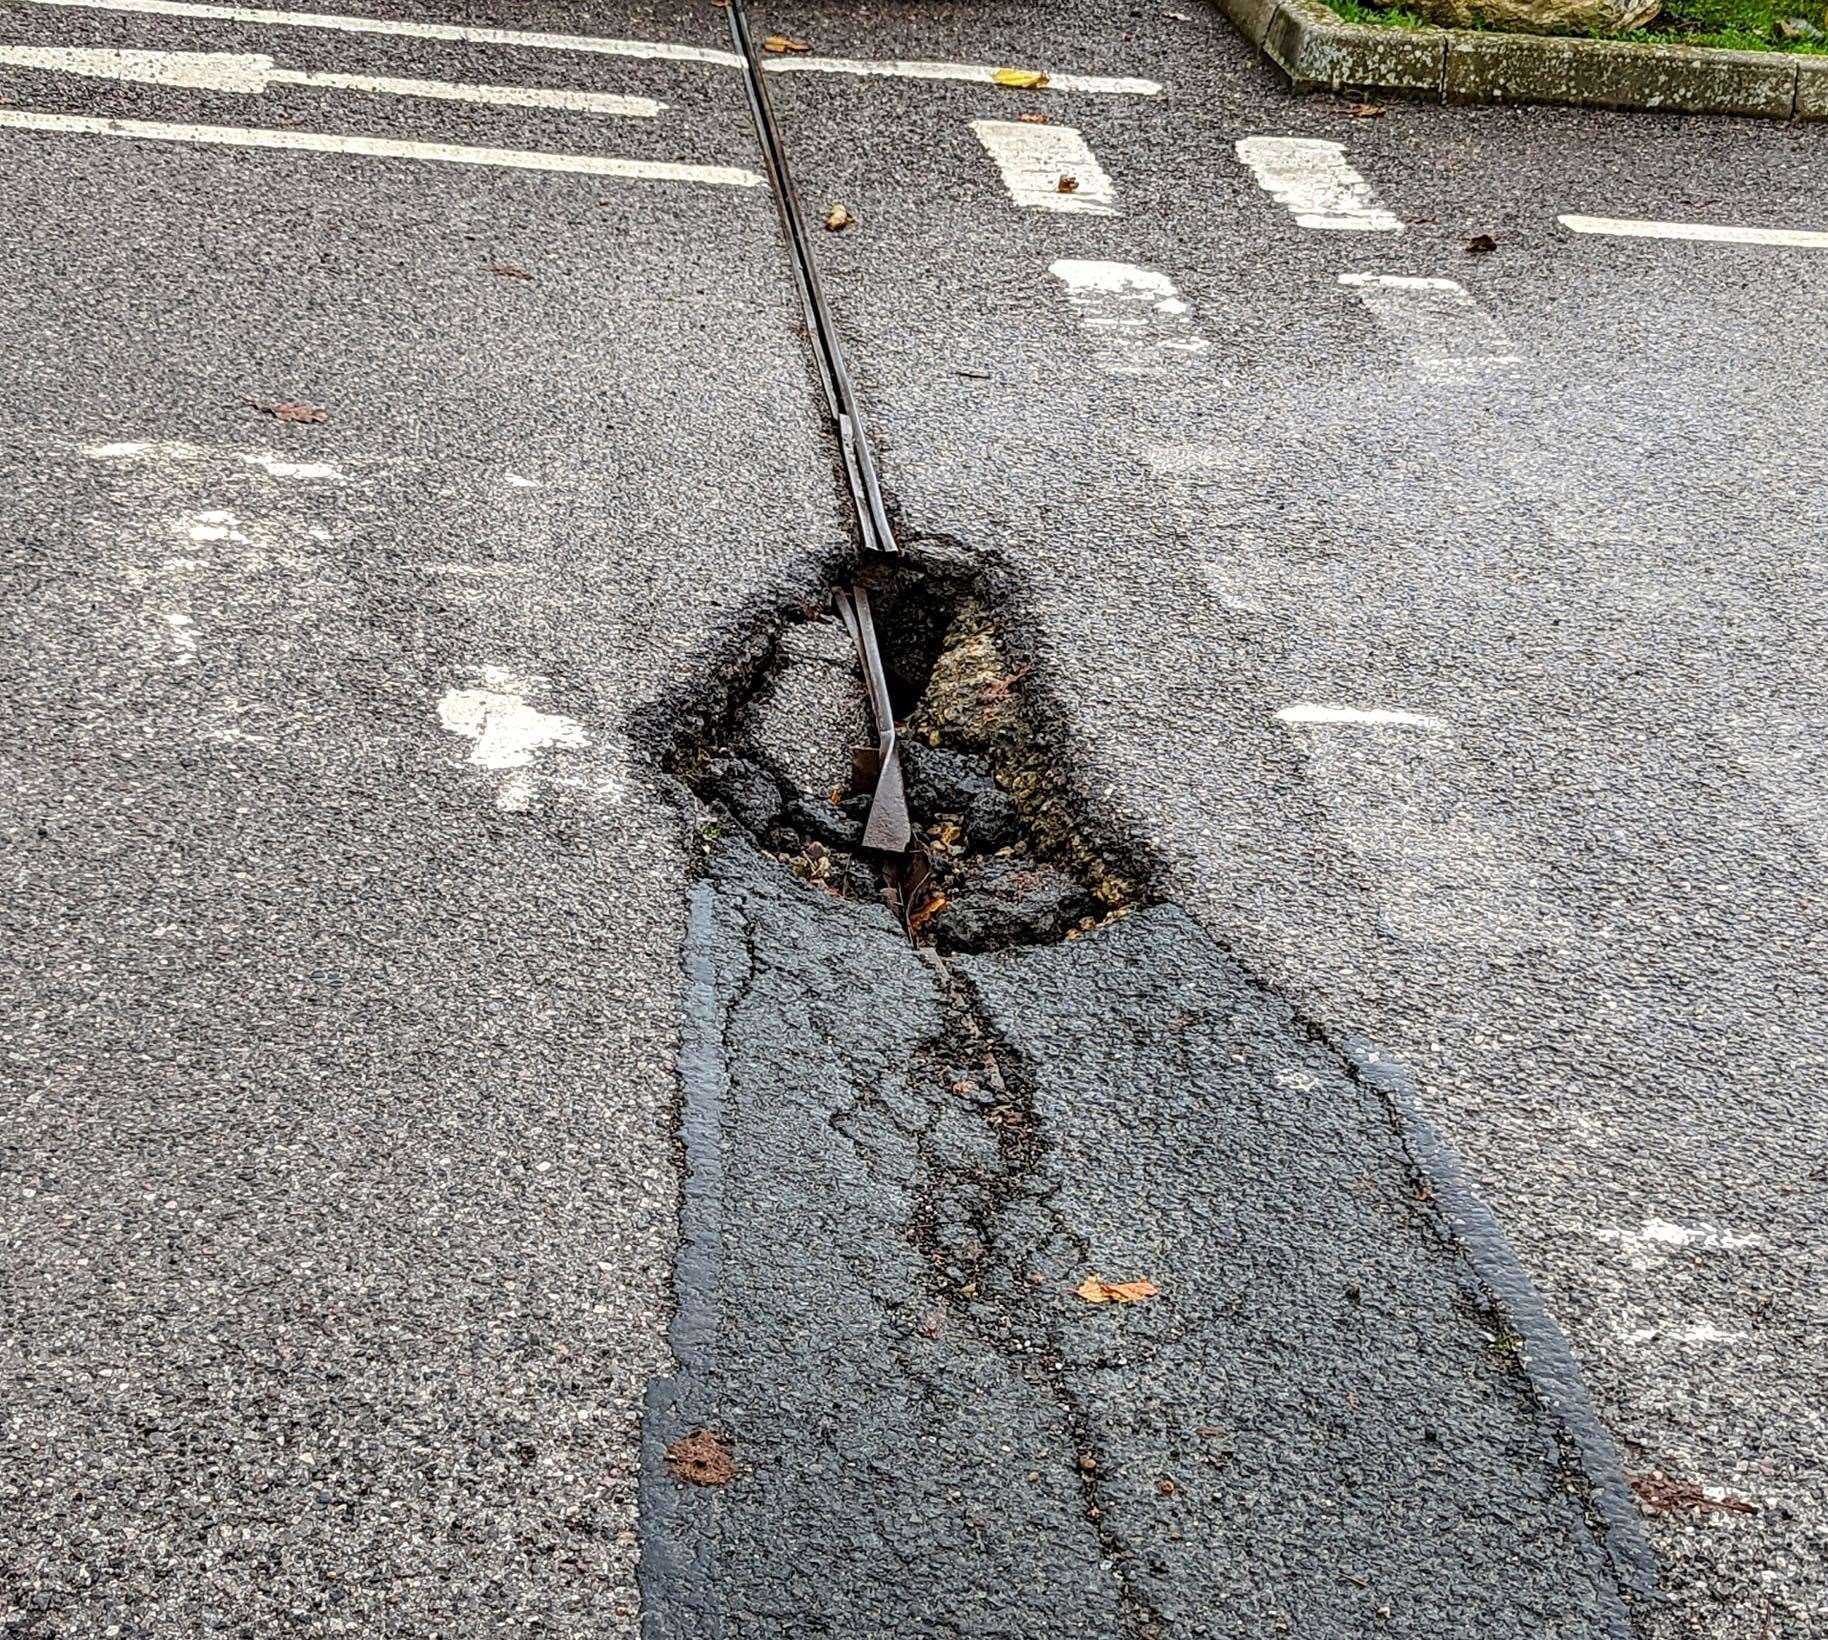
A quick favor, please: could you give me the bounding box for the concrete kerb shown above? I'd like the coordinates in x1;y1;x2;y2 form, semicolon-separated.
1224;0;1824;119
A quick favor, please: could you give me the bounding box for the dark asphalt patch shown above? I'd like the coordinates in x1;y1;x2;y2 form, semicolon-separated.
638;571;1651;1636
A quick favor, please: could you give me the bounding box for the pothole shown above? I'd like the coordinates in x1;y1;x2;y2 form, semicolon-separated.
669;561;1148;953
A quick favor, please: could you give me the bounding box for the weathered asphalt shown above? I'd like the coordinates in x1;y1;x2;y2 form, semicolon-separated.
2;2;835;1630
1;0;1822;1634
761;9;1828;1635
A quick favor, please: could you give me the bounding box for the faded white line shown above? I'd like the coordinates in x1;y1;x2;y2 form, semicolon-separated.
1235;136;1401;232
0;46;667;115
971;120;1114;215
1339;274;1520;384
1560;213;1828;250
18;0;745;65
1050;260;1208;375
0;109;764;186
438;666;587;814
1276;703;1446;730
242;454;342;479
764;56;1159;95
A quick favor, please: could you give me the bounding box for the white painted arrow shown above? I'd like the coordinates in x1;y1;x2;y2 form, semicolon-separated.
0;44;666;116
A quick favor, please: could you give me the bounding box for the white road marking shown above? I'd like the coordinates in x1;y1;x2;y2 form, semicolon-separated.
1234;136;1401;232
19;0;745;66
16;0;1161;94
0;109;764;186
505;474;540;488
161;609;198;663
971;120;1115;215
0;45;667;115
1626;1321;1747;1347
242;454;342;479
1560;213;1828;250
765;55;1159;95
1338;274;1520;384
1049;260;1208;375
1279;704;1553;953
1276;702;1446;730
438;668;587;770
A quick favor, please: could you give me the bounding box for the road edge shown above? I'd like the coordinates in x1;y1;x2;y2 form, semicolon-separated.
1215;0;1828;120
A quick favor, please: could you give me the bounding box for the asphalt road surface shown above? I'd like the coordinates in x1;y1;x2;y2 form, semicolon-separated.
1;0;1823;1636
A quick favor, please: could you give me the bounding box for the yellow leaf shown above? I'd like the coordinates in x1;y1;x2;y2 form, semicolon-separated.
823;204;853;232
762;34;810;53
1076;1274;1159;1305
992;67;1051;89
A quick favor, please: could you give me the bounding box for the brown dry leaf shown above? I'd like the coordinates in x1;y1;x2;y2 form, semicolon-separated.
1630;1473;1755;1516
762;33;810;52
249;400;328;425
907;891;948;935
666;1430;735;1487
823;204;854;232
1466;233;1498;255
488;262;533;280
1075;1274;1160;1305
992;67;1050;89
1056;174;1079;194
1018;111;1051;124
1345;100;1384;118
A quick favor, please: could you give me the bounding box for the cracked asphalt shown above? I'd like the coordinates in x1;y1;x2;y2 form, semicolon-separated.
1;0;1823;1635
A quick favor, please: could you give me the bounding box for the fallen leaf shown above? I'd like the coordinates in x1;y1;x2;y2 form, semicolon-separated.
761;33;810;52
1075;1274;1160;1305
1056;174;1079;194
1345;100;1384;118
823;203;854;231
488;262;533;279
1630;1473;1756;1516
666;1430;735;1487
992;67;1050;89
248;399;328;425
908;891;948;935
1466;234;1498;254
1018;112;1051;124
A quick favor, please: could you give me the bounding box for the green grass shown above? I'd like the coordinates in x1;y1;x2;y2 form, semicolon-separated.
1326;0;1828;52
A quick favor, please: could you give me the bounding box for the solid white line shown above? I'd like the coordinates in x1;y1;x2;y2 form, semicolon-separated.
1235;135;1401;232
764;55;1160;95
1559;213;1828;250
971;120;1115;215
17;0;745;66
0;44;666;113
1276;703;1446;730
0;108;762;184
272;68;663;116
14;0;1164;93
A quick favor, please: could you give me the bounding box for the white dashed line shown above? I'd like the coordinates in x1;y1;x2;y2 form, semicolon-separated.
1276;703;1446;730
0;45;668;114
972;120;1115;215
0;109;764;185
242;455;343;479
1049;260;1209;375
1560;213;1828;250
764;56;1159;95
1234;136;1401;232
1338;274;1520;384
